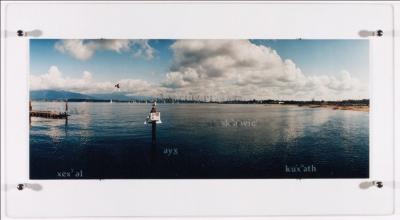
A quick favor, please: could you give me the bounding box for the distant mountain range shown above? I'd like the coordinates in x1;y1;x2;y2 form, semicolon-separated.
30;90;142;101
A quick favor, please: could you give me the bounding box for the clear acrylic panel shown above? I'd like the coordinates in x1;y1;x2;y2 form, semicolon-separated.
2;2;395;217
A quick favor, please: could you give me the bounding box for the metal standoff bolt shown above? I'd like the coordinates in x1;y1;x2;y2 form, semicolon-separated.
16;29;42;37
375;181;383;188
358;29;384;38
15;183;43;191
376;30;384;37
359;180;384;189
17;184;25;191
17;30;24;37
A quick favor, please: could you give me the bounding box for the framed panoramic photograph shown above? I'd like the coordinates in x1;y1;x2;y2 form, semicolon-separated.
1;1;398;219
29;39;370;179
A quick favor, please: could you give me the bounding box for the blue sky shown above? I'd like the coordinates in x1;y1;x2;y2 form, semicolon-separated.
251;40;369;80
31;39;174;83
30;39;369;100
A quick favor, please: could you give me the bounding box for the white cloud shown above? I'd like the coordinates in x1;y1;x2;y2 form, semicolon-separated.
160;40;367;100
33;40;368;101
31;66;113;93
30;66;163;96
132;40;155;60
55;39;155;60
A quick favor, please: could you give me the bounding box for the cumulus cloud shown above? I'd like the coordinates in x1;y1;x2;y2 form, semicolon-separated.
31;66;112;93
32;40;367;101
161;40;367;100
55;39;155;60
30;66;163;96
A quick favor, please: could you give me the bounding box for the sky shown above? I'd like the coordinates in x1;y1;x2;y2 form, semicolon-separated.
30;39;369;101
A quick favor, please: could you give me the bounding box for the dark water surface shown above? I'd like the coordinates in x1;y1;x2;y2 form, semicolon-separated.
30;102;369;179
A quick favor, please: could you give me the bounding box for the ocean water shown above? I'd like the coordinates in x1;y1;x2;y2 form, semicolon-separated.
30;102;369;179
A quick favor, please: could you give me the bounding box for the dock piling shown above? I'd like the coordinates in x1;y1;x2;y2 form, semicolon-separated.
29;100;70;120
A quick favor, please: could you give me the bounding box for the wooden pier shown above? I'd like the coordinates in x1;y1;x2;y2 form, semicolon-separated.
30;110;69;119
29;100;69;120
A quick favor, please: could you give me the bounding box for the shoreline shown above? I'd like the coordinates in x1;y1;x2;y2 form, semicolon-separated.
30;101;369;112
298;104;369;112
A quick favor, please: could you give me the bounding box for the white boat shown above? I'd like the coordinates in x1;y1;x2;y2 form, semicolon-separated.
110;99;113;103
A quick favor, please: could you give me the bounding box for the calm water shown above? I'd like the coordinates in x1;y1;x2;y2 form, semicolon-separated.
30;102;369;179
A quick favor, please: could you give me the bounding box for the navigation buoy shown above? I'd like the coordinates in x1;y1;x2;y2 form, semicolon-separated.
145;101;162;146
144;101;162;124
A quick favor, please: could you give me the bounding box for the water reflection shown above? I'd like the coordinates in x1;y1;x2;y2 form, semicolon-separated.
71;103;92;145
30;102;369;179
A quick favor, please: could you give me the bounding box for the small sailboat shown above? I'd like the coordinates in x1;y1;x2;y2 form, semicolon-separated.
110;99;113;103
